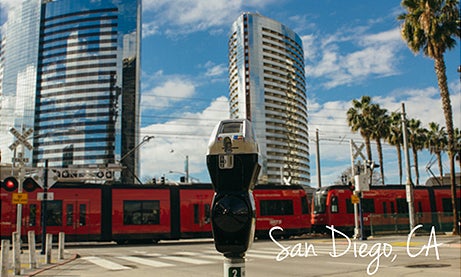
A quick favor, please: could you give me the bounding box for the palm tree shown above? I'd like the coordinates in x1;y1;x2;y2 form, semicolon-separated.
398;0;459;234
369;105;389;185
408;118;426;185
388;112;404;185
455;128;461;170
426;122;448;182
347;96;374;160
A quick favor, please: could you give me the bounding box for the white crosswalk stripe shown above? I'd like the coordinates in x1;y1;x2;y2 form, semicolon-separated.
118;256;175;267
158;254;215;265
81;256;130;270
80;248;279;271
174;251;224;261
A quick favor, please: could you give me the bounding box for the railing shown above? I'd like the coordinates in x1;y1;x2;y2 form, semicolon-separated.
368;212;460;235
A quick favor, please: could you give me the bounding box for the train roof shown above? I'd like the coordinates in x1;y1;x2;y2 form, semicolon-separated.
314;184;459;193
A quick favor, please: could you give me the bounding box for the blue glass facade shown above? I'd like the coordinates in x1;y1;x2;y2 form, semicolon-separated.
0;0;141;183
229;13;310;185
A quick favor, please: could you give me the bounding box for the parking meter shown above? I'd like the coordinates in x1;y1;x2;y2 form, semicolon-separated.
206;119;261;259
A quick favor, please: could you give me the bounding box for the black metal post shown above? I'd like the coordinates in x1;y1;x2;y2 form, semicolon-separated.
40;160;48;254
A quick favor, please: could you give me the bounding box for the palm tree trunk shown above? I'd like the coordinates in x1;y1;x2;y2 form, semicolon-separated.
411;146;419;185
376;139;385;185
365;136;372;161
434;56;458;235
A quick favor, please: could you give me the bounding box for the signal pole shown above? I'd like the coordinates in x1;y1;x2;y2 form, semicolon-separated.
401;103;415;230
9;127;34;240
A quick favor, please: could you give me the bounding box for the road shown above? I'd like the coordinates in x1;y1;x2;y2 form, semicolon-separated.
27;234;460;277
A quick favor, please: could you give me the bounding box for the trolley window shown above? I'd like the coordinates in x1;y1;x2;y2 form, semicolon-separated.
331;196;339;213
46;200;63;226
346;199;354;214
301;196;309;214
29;204;37;227
194;204;200;224
442;198;461;213
313;192;327;214
396;198;408;214
79;204;87;226
123;200;160;225
345;198;375;213
361;199;375;213
260;200;293;216
66;204;73;226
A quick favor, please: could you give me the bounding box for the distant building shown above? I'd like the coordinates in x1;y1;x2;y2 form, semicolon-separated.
228;13;310;185
0;0;141;184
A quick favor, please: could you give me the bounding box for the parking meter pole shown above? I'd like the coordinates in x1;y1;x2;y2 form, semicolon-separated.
224;257;245;277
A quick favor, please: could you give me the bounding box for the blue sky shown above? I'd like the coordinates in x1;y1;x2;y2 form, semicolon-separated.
1;0;460;186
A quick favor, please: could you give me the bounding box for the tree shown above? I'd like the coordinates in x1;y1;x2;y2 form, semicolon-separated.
455;128;461;170
388;112;404;185
426;122;448;182
399;0;460;234
407;118;426;185
369;105;390;185
347;96;374;160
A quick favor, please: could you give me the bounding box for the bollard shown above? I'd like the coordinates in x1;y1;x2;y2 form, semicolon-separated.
58;232;65;260
12;232;21;275
1;240;10;277
45;233;53;264
28;231;37;269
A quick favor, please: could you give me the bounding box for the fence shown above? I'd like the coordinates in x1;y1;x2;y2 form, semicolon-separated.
368;212;460;236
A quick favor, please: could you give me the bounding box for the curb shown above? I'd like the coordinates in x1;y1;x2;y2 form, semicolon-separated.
23;253;80;277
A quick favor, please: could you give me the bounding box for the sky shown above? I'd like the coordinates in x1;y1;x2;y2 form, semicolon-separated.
1;0;460;187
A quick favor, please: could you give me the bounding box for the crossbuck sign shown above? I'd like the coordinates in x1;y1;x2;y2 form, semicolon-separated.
9;127;33;151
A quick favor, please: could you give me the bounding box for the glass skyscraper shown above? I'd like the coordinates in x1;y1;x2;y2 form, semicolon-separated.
0;0;141;184
229;13;310;186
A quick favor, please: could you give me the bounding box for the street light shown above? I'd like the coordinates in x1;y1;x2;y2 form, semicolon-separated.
118;135;154;184
170;149;189;183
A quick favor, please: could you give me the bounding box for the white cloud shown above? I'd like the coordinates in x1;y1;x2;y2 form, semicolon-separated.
139;96;229;182
305;27;403;89
142;0;244;36
204;62;227;77
141;76;196;111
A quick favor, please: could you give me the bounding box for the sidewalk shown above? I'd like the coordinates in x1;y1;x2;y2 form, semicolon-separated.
2;248;79;277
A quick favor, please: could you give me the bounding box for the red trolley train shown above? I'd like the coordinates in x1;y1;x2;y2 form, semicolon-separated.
311;184;460;235
0;183;310;243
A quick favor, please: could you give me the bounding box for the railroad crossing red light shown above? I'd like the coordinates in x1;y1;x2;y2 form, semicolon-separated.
1;177;19;192
23;177;39;192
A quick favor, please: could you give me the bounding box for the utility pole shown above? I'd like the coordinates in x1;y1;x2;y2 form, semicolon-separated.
401;103;415;230
315;129;321;188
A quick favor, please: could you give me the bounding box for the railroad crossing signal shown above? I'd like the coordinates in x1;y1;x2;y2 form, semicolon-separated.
351;140;366;161
9;127;33;151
